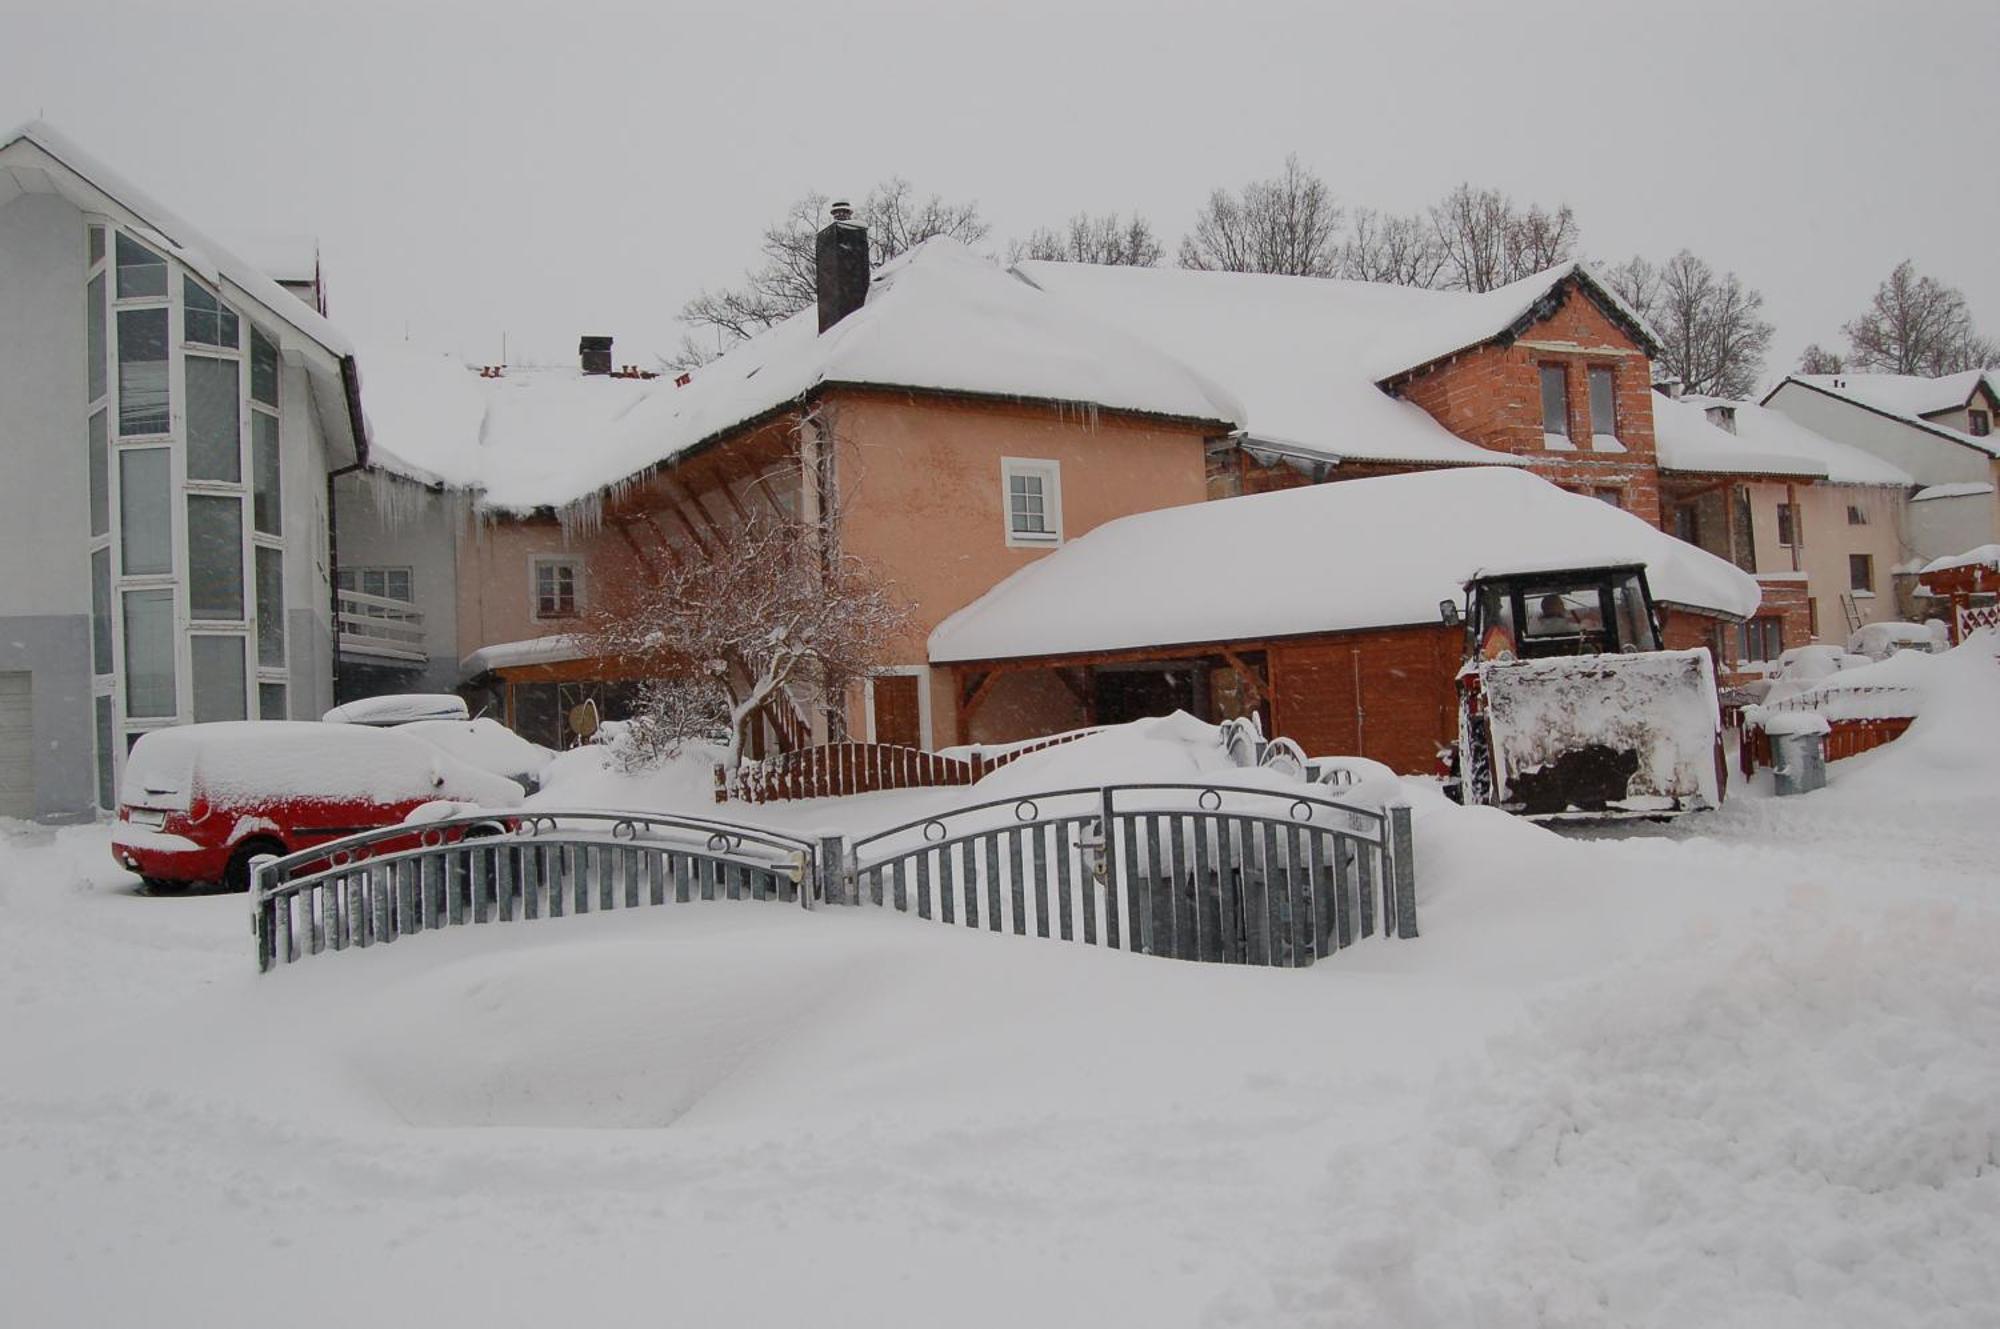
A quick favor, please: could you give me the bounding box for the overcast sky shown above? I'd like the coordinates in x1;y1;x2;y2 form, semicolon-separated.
6;0;1995;384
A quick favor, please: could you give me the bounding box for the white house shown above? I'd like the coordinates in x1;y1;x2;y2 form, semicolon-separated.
0;122;365;819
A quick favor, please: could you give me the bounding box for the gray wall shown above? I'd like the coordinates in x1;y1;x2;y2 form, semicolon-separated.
1767;384;1991;488
333;471;462;695
0;192;96;818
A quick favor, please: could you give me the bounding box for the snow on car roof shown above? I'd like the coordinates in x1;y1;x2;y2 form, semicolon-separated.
322;693;470;725
357;239;1245;512
120;721;523;811
928;467;1761;664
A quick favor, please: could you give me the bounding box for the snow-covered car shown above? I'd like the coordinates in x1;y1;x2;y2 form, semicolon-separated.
1846;621;1948;662
1758;644;1872;708
111;722;523;892
391;717;556;794
321;693;470;725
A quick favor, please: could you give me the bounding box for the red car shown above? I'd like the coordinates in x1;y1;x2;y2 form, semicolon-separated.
112;721;525;892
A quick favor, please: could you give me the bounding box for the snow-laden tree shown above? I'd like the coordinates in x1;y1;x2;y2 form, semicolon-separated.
1840;260;1999;376
1606;250;1775;400
1177;155;1341;277
580;517;911;770
1427;184;1578;292
1009;211;1163;267
670;179;988;369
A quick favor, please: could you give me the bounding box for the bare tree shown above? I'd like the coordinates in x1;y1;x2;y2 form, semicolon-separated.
579;517;911;770
1427;184;1579;292
1338;208;1448;287
672;179;988;368
1841;260;2000;376
1605;250;1774;399
1010;211;1163;266
1797;343;1846;375
1177;155;1342;277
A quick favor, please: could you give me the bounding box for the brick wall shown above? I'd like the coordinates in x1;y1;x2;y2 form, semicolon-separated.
1391;281;1662;524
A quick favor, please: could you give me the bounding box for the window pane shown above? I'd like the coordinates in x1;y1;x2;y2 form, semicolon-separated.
1539;365;1570;436
385;569;410;601
88;225;106;267
122;589;175;718
117;307;171;435
255;546;285;667
190;636;247;723
91;547;112;675
115;232;167;300
1589;366;1616;435
183;276;239;348
250;328;279;407
95;694;114;810
118;448;172;575
259;683;287;720
186;356;241;483
188;496;244;619
252;412;282;534
88;409;109;536
86;273;107;402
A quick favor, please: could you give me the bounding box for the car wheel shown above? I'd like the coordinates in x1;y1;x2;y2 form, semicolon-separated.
141;876;186;895
225;839;286;894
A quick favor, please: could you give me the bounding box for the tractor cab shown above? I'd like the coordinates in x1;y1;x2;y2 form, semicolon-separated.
1455;564;1723;820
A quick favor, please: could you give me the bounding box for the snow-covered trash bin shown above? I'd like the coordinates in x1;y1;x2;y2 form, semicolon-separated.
1758;710;1830;796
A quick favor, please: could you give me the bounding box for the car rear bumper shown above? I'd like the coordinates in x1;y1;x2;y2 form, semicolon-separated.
110;827;229;884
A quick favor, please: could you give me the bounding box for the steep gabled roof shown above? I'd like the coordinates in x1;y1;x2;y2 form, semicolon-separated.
360;239;1246;512
1763;374;2000;459
929;468;1760;665
0;119;364;465
1367;261;1663;385
1788;369;1997;421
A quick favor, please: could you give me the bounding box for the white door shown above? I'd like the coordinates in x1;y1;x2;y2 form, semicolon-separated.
0;672;32;818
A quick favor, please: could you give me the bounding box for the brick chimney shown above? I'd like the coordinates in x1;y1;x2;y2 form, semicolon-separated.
579;335;612;375
815;200;870;333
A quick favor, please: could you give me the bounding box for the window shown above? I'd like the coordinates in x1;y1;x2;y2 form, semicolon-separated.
1775;503;1797;548
255;547;285;667
91;549;112;676
252;413;282;534
1738;616;1783;664
534;559;580;618
94;694;114;811
86;273;106;403
190;636;247;723
1849;553;1875;594
1970;409;1991;437
88;410;109;537
88;225;105;268
187;495;245;620
1672;504;1698;544
117;307;171;435
250;328;279;407
258;683;288;720
115;232;167;300
1539;364;1572;443
1588;365;1617;439
1002;458;1063;546
1846;503;1866;526
1592;487;1624;508
118;448;172;575
122;589;176;718
337;566;411;603
182;276;239;348
185;356;241;483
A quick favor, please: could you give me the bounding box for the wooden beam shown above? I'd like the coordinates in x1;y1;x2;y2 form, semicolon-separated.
635;511;683;570
959;669;1001;726
611;518;659;576
1219;648;1267;707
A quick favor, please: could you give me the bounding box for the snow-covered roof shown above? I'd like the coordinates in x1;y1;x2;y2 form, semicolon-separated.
460;634;589;676
1791;370;1996;420
0;120;351;360
1921;544;2000;576
928;468;1761;664
1015;259;1652;468
1662;394;1914;486
221;232;320;286
360;240;1245;512
1768;373;2000;459
1912;481;1994;502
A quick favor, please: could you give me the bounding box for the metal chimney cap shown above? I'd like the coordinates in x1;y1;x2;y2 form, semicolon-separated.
829;199;854;223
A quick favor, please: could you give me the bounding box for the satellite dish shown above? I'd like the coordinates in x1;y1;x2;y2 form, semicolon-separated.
568;699;601;741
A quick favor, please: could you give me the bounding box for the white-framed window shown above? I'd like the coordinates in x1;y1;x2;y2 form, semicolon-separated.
336;566;412;603
533;557;581;619
1002;457;1063;547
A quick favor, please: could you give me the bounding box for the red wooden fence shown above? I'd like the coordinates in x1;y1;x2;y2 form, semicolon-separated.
1739;716;1914;776
716;729;1099;804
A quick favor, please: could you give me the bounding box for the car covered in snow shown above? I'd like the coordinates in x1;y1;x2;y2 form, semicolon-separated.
321;693;470;725
110;721;524;892
390;717;556;794
1846;620;1948;663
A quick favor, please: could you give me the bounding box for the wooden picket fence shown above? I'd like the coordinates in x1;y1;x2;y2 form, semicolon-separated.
1740;714;1914;776
716;728;1100;804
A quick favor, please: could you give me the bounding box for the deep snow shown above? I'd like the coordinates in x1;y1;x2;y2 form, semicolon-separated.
3;665;1997;1327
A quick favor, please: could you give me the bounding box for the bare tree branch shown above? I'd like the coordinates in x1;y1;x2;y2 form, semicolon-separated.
1177;155;1342;277
1842;260;2000;375
1009;211;1164;266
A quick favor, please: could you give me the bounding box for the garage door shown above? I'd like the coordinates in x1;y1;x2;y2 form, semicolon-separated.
0;672;32;818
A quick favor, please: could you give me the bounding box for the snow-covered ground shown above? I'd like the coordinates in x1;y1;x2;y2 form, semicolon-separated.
3;658;1997;1327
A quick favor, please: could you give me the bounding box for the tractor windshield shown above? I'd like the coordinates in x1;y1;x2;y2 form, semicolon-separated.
1470;569;1659;661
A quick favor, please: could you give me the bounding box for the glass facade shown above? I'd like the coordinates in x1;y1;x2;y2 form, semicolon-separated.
190;636;248;723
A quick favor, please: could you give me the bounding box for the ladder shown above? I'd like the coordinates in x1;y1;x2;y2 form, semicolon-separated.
1840;593;1863;634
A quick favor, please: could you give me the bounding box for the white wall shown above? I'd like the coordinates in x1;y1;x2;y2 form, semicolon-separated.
1909;491;1997;565
332;472;461;694
1768;384;1992;488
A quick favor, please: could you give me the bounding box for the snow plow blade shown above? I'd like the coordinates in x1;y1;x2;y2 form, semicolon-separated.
1472;648;1722;820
